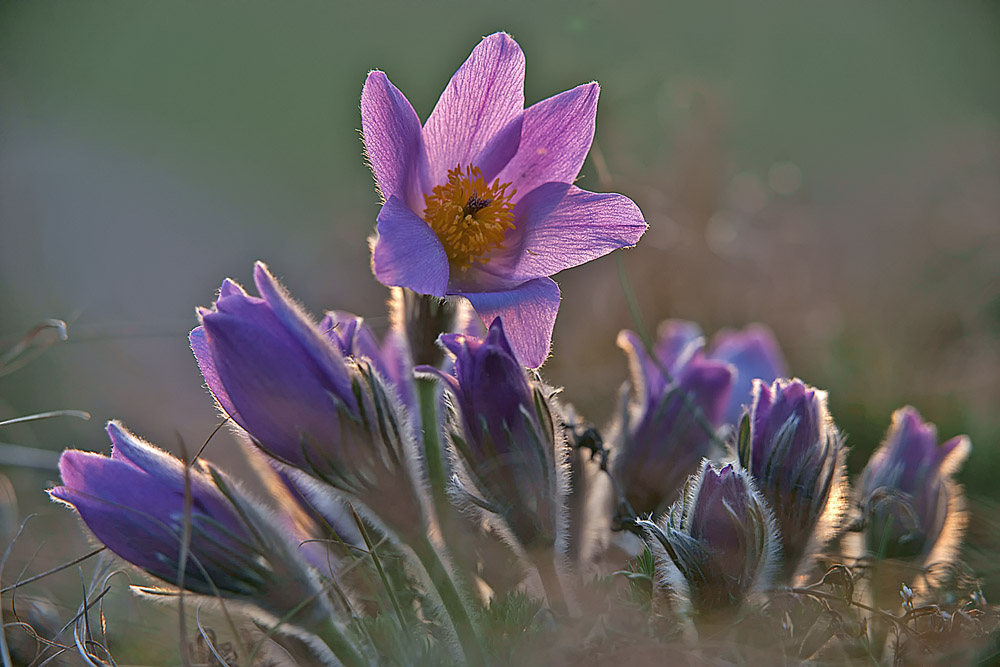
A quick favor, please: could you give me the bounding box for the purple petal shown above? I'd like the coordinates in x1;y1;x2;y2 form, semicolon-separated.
473;115;523;182
710;325;787;425
498;83;599;196
253;263;354;405
200;307;346;468
491;183;646;281
654;320;705;374
457;277;560;369
107;421;181;480
190;326;242;422
361;70;430;210
423;33;525;183
372;196;449;297
319;311;381;363
677;358;736;427
617;329;663;409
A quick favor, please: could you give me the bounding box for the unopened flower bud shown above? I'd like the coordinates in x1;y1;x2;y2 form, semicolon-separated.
423;318;565;553
50;422;334;626
191;263;428;543
859;406;970;565
737;378;846;582
640;461;778;618
321;310;417;417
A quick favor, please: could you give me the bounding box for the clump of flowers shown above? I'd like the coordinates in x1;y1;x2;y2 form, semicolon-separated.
34;30;993;667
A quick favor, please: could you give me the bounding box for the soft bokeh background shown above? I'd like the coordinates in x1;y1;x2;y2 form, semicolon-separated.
1;0;998;657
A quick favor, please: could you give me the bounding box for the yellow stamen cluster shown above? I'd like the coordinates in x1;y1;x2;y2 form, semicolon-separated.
423;165;516;271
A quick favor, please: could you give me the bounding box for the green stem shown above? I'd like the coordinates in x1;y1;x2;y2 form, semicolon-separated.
531;551;570;618
313;617;369;667
411;535;485;666
417;377;450;522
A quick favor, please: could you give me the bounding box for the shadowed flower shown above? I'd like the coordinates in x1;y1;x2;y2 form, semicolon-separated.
639;462;778;618
612;327;734;518
859;406;971;566
49;422;330;621
737;378;846;582
191;262;428;542
420;318;564;553
362;32;647;368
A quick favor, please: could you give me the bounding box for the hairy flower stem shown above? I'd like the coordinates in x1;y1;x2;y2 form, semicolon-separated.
410;535;486;666
417;377;450;523
531;552;570;618
396;289;459;368
313;617;370;667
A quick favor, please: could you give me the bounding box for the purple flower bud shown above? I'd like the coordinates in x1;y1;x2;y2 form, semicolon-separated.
191;263;358;471
708;324;786;426
192;263;428;542
424;318;563;551
640;462;778;617
50;423;296;602
737;379;845;582
859;406;970;564
613;326;734;517
320;310;418;418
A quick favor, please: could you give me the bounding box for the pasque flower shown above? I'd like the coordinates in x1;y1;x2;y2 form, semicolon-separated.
362;32;647;368
421;318;563;552
49;422;329;617
737;378;845;582
191;262;428;541
639;462;778;617
859;406;971;564
613;326;734;518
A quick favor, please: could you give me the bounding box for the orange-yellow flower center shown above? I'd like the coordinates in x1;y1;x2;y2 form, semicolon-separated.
423;165;516;271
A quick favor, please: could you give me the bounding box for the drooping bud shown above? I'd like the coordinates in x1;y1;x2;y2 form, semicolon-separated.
858;406;970;569
49;422;334;626
421;318;565;554
190;262;428;543
639;461;778;618
737;378;846;583
612;326;733;518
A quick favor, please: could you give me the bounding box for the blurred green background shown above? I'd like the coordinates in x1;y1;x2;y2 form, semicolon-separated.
1;0;998;654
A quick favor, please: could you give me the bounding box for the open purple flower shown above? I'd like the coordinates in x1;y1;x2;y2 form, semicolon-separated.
362;32;647;368
613;328;734;517
737;379;845;582
50;422;278;598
